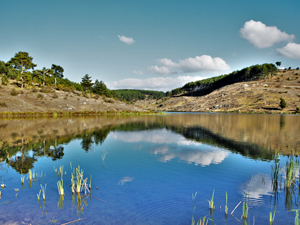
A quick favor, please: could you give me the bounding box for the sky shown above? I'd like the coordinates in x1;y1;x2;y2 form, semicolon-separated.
1;0;300;92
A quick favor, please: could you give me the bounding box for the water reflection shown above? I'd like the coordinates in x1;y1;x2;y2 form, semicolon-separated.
240;174;272;205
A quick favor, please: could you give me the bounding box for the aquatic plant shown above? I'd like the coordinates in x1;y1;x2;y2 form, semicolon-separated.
57;179;65;196
1;183;6;189
102;149;107;162
54;166;57;174
75;166;84;193
192;192;197;202
59;165;64;178
71;173;75;194
295;210;300;225
28;169;33;181
37;190;41;200
269;207;276;224
208;188;215;209
191;216;207;225
57;196;64;209
242;201;249;219
89;175;92;191
225;191;228;215
40;184;47;201
285;158;296;188
21;176;25;184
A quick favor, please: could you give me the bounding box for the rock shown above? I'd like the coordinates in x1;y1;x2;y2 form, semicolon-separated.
242;84;249;87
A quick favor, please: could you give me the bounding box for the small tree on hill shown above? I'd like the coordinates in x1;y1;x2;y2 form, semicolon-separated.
51;64;64;86
81;74;93;92
280;98;287;109
7;52;37;88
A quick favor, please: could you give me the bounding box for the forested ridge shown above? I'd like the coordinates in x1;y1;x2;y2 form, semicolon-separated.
0;51;115;98
170;63;278;96
114;89;166;102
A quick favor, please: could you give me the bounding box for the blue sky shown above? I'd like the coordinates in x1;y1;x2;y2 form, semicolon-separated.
1;0;300;91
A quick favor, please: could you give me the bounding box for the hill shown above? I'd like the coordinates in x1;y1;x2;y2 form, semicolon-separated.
114;89;166;102
134;68;300;114
0;84;146;116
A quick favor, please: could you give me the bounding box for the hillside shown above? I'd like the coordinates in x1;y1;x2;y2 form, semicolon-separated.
135;69;300;114
0;84;146;115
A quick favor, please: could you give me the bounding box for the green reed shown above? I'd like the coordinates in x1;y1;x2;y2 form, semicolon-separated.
225;191;228;215
208;188;215;209
37;190;41;201
286;158;296;188
295;210;300;225
191;216;207;225
269;207;276;224
242;201;249;219
75;166;84;193
57;179;64;196
40;184;47;201
21;176;25;184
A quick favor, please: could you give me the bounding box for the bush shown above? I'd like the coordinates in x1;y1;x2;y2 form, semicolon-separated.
52;93;59;98
296;107;300;114
1;74;8;85
0;102;7;107
10;88;18;96
280;98;287;109
31;87;38;92
37;94;43;98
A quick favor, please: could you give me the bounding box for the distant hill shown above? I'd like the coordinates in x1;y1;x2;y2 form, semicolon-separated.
170;63;277;96
114;89;166;102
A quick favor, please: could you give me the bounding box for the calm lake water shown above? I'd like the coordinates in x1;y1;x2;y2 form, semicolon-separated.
0;113;300;224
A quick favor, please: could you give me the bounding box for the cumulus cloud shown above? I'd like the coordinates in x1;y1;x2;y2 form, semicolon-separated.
118;35;135;45
109;75;205;92
150;55;230;75
112;130;229;166
277;42;300;60
133;70;144;75
148;66;170;75
240;20;295;48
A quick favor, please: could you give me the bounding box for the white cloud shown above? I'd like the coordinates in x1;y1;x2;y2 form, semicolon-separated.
277;42;300;60
133;70;144;75
150;55;230;75
109;75;205;92
112;130;229;166
148;66;170;75
118;35;135;45
240;20;295;48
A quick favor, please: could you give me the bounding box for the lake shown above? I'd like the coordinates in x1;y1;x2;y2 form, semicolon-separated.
0;113;300;224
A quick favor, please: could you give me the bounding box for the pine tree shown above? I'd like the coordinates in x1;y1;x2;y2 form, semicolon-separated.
81;74;93;91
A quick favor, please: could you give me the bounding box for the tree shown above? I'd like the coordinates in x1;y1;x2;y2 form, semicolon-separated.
37;67;53;86
93;80;111;97
81;74;93;91
51;64;64;86
7;52;37;88
280;98;287;109
276;62;281;69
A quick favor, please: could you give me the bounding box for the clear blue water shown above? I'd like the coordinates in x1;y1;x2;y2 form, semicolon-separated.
0;113;299;224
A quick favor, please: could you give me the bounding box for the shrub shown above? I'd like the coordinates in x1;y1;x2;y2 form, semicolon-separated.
10;88;18;96
31;87;38;92
296;107;300;114
52;93;59;98
280;98;287;109
0;102;7;107
1;74;9;85
37;94;43;98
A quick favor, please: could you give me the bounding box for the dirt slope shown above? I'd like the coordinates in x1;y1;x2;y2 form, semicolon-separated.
135;69;300;113
0;86;145;113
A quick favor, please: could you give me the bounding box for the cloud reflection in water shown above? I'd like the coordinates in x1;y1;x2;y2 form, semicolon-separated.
113;129;229;167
